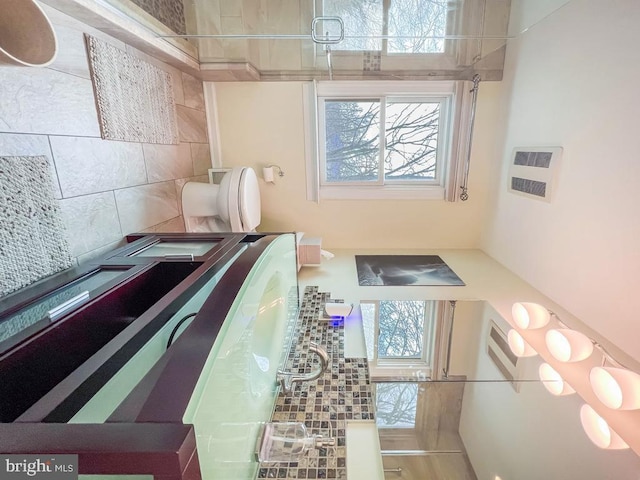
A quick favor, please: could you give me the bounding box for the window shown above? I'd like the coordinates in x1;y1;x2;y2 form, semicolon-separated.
319;97;447;185
321;0;448;54
307;81;464;200
361;300;437;368
374;382;419;428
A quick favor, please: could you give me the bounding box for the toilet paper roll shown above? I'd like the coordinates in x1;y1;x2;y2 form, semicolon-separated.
263;166;275;183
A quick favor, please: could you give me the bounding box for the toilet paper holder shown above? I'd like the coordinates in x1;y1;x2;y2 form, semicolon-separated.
263;165;285;183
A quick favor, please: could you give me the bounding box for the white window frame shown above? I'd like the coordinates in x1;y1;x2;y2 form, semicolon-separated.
304;80;471;201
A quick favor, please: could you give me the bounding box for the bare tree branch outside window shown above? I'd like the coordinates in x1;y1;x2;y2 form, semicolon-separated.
324;0;448;53
375;382;419;428
378;300;425;358
388;0;448;53
324;100;440;183
385;102;439;180
324;0;383;51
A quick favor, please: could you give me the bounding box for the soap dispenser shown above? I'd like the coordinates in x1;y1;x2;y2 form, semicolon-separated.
256;422;336;463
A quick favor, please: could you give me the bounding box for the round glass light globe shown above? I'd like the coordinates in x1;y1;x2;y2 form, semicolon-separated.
579;404;628;450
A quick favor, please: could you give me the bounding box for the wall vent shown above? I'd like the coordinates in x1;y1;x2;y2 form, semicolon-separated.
487;320;522;392
507;147;562;202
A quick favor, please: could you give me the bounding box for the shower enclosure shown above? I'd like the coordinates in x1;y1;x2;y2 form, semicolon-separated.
94;0;512;81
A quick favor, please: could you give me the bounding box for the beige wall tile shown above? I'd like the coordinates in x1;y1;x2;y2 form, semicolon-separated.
197;38;226;61
143;215;186;233
143;142;193;182
58;191;123;257
241;0;259;31
220;15;248;60
220;14;244;34
190;143;212;175
47;24;91;79
220;1;242;17
177;105;208;142
0;68;100;137
50;136;146;197
182;72;205;110
76;239;127;265
114;181;179;234
40;3;127;49
193;0;221;32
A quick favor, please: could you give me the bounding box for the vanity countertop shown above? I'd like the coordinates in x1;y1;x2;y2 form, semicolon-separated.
258;286;383;480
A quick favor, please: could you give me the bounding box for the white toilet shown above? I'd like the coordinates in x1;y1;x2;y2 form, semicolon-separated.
181;167;261;233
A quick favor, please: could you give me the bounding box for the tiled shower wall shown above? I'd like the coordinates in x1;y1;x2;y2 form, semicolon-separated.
188;0;315;71
129;0;187;35
0;4;210;264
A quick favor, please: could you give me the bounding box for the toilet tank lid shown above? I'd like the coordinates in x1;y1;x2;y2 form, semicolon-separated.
239;167;261;230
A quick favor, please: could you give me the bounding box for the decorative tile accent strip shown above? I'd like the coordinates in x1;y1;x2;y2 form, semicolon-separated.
258;286;374;479
363;51;381;72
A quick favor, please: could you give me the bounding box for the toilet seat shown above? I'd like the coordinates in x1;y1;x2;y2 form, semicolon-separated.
238;167;261;231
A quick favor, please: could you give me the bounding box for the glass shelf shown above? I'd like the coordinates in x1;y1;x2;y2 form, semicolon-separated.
129;240;219;258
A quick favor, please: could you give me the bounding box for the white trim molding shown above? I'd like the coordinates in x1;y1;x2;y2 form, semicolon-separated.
203;82;223;168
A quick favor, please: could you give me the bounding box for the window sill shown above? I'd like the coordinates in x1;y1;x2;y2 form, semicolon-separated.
320;185;445;201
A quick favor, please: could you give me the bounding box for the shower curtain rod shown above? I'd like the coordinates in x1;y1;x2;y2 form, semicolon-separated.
459;74;481;202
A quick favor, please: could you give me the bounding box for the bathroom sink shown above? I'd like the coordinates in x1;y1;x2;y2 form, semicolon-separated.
181;234;298;479
249;272;288;398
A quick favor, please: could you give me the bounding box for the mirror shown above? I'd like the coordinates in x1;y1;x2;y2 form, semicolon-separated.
361;301;640;479
361;300;540;381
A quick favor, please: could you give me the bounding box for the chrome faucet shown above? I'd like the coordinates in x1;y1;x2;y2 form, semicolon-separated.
277;342;330;394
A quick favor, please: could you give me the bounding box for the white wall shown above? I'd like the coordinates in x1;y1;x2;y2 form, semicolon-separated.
459;302;640;480
482;0;640;363
507;0;571;35
208;80;503;250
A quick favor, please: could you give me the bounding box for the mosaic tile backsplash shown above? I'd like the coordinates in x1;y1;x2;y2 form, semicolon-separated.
257;286;374;479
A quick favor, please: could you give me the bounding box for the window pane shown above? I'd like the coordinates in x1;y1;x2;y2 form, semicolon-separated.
378;300;424;358
384;102;439;181
324;0;383;51
375;382;418;428
324;100;380;182
388;0;448;53
360;302;376;360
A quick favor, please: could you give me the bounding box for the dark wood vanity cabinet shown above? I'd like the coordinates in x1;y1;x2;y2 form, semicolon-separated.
0;232;286;480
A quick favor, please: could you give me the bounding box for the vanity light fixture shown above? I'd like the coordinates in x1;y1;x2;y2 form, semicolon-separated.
579;404;629;450
590;367;640;410
511;302;551;329
545;328;594;363
538;362;575;396
507;329;537;357
586;340;640;410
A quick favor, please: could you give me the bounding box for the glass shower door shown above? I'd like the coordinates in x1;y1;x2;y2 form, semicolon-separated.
93;0;512;79
180;0;321;75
